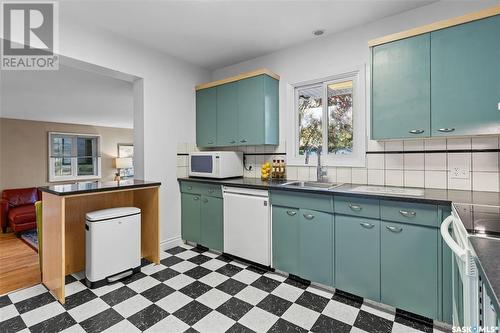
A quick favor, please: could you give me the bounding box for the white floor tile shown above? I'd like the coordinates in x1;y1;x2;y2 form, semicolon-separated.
90;282;124;297
198;272;229;288
112;294;152;318
144;315;190;333
0;304;19;321
155;291;192;313
192;310;236;332
164;274;196;290
101;319;141;333
127;276;160;293
281;303;320;330
68;298;110;323
391;322;424;333
306;285;334;299
159;251;171;260
231;270;260;285
200;259;227;271
239;307;278;332
196;288;231;309
175;250;198;260
71;271;86;281
59;324;86;333
234;286;268;305
263;271;287;282
270;283;303;302
322;299;359;325
8;284;47;303
65;281;87;297
141;264;167;276
21;301;65;327
170;260;198;273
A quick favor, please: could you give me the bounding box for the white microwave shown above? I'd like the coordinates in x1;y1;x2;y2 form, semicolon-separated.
188;151;243;179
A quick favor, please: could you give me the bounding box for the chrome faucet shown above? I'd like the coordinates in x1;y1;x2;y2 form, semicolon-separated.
317;150;327;182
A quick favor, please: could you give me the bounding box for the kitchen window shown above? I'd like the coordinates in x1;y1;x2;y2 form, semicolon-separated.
287;68;366;167
48;132;101;182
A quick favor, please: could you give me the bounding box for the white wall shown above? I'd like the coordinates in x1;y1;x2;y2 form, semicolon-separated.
58;19;210;248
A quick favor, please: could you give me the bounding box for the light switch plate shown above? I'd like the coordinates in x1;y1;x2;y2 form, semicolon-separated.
451;167;469;179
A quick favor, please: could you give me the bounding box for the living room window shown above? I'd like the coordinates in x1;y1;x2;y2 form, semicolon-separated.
286;67;366;167
48;132;101;182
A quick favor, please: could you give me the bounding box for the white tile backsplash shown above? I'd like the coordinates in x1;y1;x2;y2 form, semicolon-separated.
177;137;500;192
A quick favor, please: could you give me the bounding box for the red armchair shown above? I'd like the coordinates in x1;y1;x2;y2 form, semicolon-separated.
1;187;40;233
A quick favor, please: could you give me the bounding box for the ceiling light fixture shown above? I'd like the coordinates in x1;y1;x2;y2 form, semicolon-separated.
313;29;325;36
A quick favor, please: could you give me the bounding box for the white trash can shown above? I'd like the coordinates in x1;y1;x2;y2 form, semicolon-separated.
85;207;141;288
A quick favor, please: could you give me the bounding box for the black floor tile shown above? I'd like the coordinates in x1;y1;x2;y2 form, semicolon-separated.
295;291;329;313
216;254;232;262
267;318;308;333
188;254;212;265
127;304;169;331
192;245;208;253
216;264;243;277
310;314;352;333
257;294;292;316
332;289;363;308
284;276;310;289
151;268;180;282
0;316;27;333
216;278;247;296
216;297;253;321
160;255;184;267
63;289;97;310
101;286;137;306
29;312;77;333
184;266;212;279
141;283;175;302
247;265;267;275
64;275;77;285
353;310;393;333
394;309;433;333
79;308;124;333
0;295;12;308
14;292;55;314
166;246;187;255
120;271;146;284
251;276;280;293
141;258;152;267
227;322;256;333
173;300;212;326
180;281;212;299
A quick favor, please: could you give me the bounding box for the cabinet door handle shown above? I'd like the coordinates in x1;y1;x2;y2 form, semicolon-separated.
437;128;455;133
409;129;424;134
230;140;236;144
303;214;315;220
348;203;362;211
286;210;297;216
208;189;214;193
208;141;214;145
240;139;247;143
399;210;416;217
187;186;192;190
193;196;199;201
360;222;374;229
202;198;208;203
386;225;403;233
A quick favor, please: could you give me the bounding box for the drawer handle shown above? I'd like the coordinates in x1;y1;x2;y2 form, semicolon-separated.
437;128;455;133
202;198;208;203
386;225;403;233
187;186;192;190
360;222;374;229
208;141;214;144
230;140;236;144
240;139;247;143
193;196;199;201
303;214;315;220
348;203;362;211
409;129;424;134
208;189;214;193
399;210;416;217
286;210;297;216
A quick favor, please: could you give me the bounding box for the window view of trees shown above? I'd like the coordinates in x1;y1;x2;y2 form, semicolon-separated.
297;80;354;159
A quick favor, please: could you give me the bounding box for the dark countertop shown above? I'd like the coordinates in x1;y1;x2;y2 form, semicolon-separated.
177;177;500;206
39;179;161;196
469;236;500;313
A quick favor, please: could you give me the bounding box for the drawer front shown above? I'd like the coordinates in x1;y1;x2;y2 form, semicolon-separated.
180;181;222;198
334;196;380;219
380;200;438;227
270;190;333;213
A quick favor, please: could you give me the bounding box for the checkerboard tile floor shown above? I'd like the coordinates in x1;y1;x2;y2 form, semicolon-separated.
0;244;448;333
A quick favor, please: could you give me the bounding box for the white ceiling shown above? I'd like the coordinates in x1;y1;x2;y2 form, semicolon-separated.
60;0;436;70
1;64;134;128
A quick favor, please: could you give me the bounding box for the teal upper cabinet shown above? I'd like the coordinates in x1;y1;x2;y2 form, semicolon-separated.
196;69;279;147
431;15;500;136
371;34;431;139
216;82;238;146
196;87;217;147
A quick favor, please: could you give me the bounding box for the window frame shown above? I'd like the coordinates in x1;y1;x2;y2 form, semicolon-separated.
48;132;102;182
286;66;366;167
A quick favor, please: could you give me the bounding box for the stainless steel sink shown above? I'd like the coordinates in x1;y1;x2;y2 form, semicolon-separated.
281;181;343;190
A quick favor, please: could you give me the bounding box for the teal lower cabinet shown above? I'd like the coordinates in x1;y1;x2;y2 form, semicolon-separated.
381;220;438;319
200;196;223;252
299;209;333;286
181;193;201;243
180;182;223;251
440;206;453;324
272;206;300;275
335;215;380;301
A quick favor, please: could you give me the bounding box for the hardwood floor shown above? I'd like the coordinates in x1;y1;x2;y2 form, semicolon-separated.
0;232;40;295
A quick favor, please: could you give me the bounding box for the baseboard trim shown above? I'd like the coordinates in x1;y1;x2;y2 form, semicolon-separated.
160;236;183;251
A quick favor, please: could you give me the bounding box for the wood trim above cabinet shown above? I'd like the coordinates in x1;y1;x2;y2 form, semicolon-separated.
195;68;280;90
368;5;500;47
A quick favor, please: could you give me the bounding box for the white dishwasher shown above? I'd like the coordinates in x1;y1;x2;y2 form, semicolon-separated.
223;186;270;266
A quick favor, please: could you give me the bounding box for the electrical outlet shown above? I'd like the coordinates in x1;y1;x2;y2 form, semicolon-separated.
451;167;469;179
